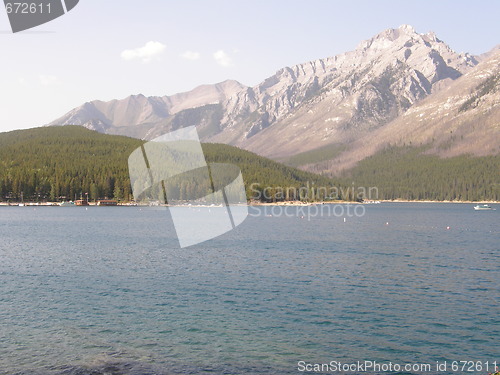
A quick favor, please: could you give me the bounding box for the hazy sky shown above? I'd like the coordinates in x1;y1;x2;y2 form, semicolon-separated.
0;0;498;133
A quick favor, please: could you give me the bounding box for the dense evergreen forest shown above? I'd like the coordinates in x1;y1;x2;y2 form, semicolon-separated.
279;143;347;168
0;127;140;202
0;126;497;203
0;126;338;203
339;146;500;201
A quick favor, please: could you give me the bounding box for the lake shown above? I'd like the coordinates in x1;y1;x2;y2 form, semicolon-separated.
0;203;498;375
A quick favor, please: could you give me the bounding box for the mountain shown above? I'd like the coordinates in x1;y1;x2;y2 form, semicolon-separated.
0;126;336;203
47;25;499;176
49;80;245;139
212;24;478;155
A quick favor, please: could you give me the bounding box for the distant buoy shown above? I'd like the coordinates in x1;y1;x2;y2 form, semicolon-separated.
343;217;346;223
385;222;389;225
446;226;450;230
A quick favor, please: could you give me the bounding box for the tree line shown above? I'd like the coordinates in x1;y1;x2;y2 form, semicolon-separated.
3;126;495;203
339;145;500;201
0;126;340;203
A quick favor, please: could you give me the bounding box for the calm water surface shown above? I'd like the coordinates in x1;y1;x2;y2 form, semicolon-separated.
0;203;498;374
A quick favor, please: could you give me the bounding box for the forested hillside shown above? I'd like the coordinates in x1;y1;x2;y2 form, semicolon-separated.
0;126;336;202
339;146;500;201
1;127;497;203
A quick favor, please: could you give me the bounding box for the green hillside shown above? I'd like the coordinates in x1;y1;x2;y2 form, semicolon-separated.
339;145;500;201
279;143;347;168
0;126;338;203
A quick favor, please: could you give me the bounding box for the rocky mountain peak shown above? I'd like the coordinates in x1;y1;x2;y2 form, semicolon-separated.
217;26;480;145
356;25;419;52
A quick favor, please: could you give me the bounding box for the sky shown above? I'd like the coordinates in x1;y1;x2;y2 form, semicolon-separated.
0;0;499;133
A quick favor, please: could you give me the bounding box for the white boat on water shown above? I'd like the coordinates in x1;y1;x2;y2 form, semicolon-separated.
474;204;495;211
59;201;76;207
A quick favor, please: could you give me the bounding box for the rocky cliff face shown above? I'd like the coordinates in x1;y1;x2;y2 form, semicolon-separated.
216;25;478;157
325;49;500;173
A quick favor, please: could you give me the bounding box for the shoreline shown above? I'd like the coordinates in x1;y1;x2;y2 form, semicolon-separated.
0;200;498;207
249;200;499;205
380;199;500;204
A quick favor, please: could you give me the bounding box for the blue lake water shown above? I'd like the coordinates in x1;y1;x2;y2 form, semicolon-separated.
0;203;498;375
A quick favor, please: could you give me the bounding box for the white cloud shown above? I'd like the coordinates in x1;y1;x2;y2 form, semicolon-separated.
39;75;60;86
121;41;166;63
181;50;201;60
213;50;233;67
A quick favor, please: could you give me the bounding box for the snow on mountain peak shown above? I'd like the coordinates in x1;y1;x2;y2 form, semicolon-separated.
398;24;415;32
356;25;419;52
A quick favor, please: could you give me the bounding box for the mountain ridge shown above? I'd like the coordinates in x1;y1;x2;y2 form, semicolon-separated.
49;80;246;137
46;25;499;175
